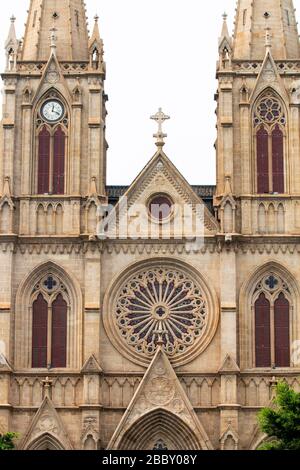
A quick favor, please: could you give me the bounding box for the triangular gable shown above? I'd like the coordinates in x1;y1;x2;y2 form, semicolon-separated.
250;50;288;103
81;354;103;374
219;354;240;374
108;347;213;450
105;149;219;238
32;52;72;105
20;396;73;450
0;353;13;372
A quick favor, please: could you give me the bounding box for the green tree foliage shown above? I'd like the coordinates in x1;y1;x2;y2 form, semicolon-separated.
258;382;300;450
0;433;18;450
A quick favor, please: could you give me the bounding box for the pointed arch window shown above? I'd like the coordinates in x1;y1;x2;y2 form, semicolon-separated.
31;275;68;369
38;125;66;195
254;92;286;194
254;274;290;368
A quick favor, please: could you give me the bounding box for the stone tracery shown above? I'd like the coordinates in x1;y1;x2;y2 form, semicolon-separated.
115;267;207;359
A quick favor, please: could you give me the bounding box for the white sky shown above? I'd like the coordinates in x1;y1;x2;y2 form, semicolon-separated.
1;0;300;186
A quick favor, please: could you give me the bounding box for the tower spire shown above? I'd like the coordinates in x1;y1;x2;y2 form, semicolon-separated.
22;0;89;61
220;12;230;43
89;13;105;70
233;0;300;60
5;14;19;71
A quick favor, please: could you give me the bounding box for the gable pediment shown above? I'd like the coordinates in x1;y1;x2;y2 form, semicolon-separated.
20;396;73;450
250;51;288;103
105;150;219;240
31;53;72;105
108;347;213;450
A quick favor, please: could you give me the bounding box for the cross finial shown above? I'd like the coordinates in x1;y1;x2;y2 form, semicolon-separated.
10;15;16;23
150;107;170;147
50;27;57;54
222;12;227;21
94;14;99;22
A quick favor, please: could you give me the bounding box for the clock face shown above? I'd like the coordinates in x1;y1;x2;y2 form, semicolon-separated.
41;100;64;122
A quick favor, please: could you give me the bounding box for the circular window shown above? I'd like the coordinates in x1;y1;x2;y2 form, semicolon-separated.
149;195;173;221
254;93;286;127
103;260;219;367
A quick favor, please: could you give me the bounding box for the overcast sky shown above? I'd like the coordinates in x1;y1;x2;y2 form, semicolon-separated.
1;0;300;186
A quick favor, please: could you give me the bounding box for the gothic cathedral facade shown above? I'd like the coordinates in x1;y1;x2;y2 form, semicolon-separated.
0;0;300;451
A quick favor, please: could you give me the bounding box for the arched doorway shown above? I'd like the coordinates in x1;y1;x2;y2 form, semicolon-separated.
118;409;203;450
27;433;65;450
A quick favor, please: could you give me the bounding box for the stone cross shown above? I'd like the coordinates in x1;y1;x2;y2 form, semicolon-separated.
151;108;170;147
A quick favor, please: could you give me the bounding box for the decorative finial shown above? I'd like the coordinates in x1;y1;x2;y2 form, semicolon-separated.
10;15;16;23
150;107;170;147
154;322;165;347
265;26;272;52
94;14;99;22
42;376;53;399
222;12;228;21
50;27;57;54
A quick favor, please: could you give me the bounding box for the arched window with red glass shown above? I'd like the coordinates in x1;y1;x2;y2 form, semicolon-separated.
37;97;68;195
253;91;286;194
31;274;68;369
254;273;291;368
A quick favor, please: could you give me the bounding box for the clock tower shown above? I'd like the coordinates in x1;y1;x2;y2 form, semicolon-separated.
0;0;108;238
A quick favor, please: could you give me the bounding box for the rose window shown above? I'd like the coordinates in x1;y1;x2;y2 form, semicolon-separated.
254;93;286;127
114;267;207;358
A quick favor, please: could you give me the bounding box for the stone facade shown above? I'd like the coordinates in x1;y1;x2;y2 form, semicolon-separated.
0;0;300;450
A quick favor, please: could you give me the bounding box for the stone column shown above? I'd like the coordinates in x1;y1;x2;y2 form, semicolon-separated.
289;104;300;195
216;78;234;196
70;103;82;195
21;103;33;195
87;78;105;195
219;246;240;448
1;78;17;193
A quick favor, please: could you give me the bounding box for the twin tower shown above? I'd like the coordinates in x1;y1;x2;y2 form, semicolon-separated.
1;0;300;239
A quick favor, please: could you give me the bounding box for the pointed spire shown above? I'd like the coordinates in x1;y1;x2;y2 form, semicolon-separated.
233;0;300;60
22;0;89;61
219;12;231;46
89;13;104;70
218;12;232;61
90;14;101;45
5;14;19;71
5;15;17;49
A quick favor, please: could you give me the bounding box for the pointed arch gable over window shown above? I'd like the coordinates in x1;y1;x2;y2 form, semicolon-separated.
15;262;82;370
240;262;297;370
253;91;286;194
